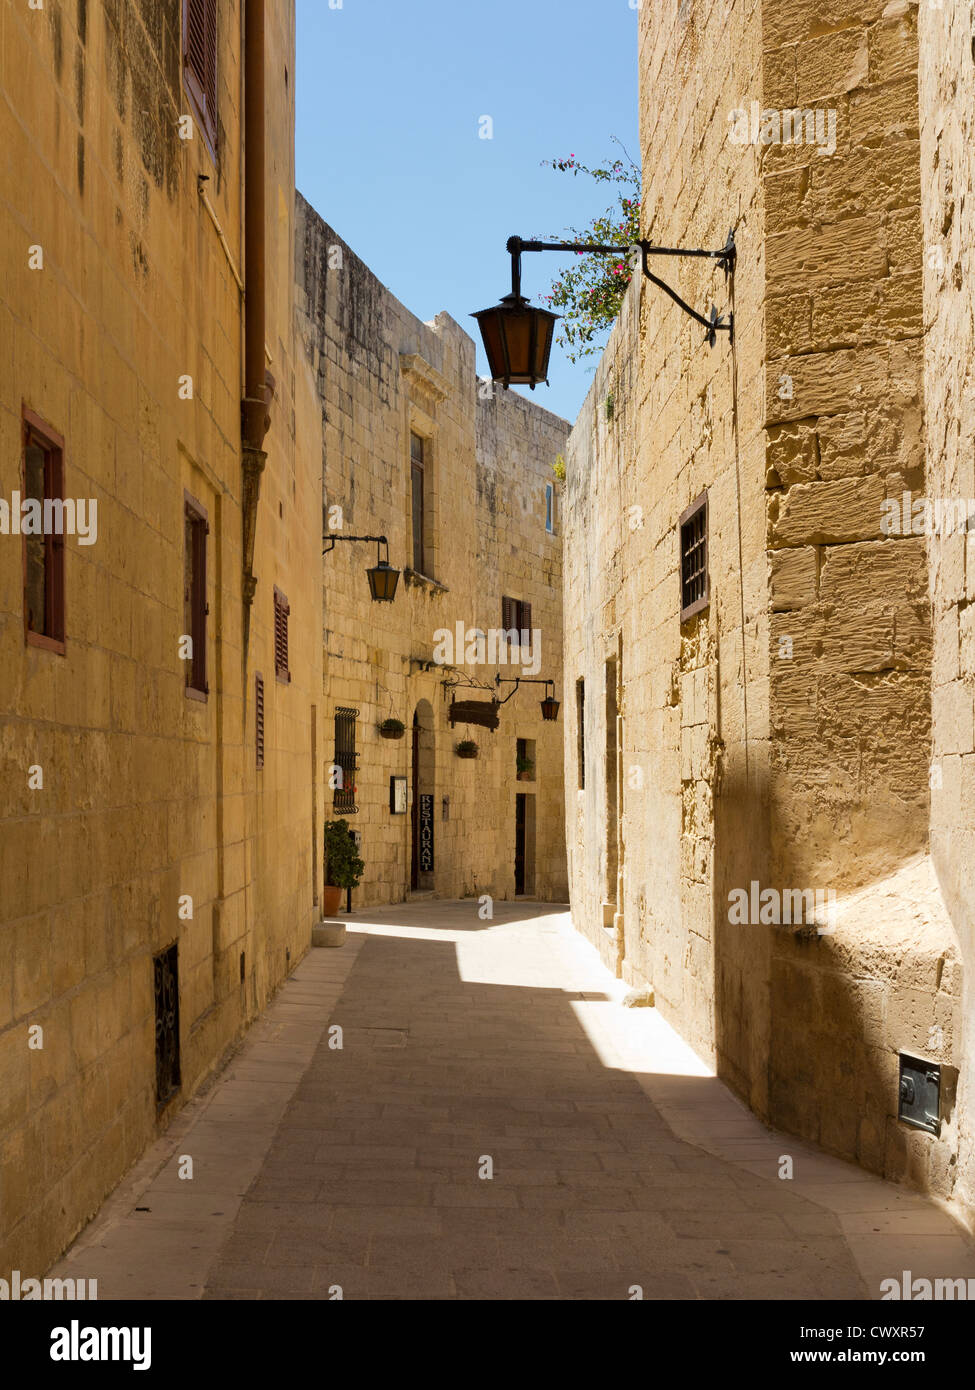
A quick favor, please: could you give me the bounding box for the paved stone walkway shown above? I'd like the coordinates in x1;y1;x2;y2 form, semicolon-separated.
54;902;975;1300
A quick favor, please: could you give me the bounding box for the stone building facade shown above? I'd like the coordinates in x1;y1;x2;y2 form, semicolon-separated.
0;0;324;1276
296;196;569;908
563;0;972;1226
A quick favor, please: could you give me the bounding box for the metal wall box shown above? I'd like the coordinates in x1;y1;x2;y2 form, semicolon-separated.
898;1053;941;1136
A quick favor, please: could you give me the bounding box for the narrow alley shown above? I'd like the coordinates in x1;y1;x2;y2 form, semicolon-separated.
53;904;975;1301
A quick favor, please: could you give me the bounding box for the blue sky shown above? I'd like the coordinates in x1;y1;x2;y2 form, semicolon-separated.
295;0;640;425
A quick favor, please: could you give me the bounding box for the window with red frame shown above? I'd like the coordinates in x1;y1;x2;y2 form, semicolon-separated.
23;409;65;653
184;495;209;697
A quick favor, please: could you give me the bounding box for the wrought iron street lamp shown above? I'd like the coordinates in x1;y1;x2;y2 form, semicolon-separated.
323;534;400;603
474;231;736;388
539;682;560;723
495;674;561;722
471;244;560;389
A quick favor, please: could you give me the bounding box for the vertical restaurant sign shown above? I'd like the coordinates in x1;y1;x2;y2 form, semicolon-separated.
419;793;434;872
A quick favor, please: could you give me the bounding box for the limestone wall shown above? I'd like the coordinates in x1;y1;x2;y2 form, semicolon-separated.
0;0;322;1275
564;0;969;1220
918;0;975;1226
759;0;962;1203
296;197;568;909
565;0;769;1073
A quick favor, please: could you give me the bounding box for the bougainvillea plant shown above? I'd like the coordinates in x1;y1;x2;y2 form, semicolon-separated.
537;140;642;363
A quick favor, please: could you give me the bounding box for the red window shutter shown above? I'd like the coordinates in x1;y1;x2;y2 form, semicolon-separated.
204;0;217;118
255;673;265;769
183;0;217;144
501;596;515;630
274;588;290;682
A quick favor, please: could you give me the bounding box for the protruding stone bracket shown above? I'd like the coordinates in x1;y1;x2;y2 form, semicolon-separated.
400;353;450;405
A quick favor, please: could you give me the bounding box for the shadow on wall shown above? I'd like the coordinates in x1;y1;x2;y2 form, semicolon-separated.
713;763;966;1215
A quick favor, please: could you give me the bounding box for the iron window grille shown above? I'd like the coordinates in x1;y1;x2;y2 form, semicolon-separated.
183;0;218;154
273;587;291;683
184;494;209;697
22;407;66;653
333;706;359;814
679;492;709;622
153;943;181;1108
255;672;265;769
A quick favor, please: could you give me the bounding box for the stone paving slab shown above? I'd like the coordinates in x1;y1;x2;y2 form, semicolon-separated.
52;901;975;1300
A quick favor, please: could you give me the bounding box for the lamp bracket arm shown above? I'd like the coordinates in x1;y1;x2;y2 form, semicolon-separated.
323;533;390;557
505;230;736;347
640;252;733;346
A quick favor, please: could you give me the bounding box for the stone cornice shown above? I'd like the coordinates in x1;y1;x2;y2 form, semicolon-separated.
400;353;450;405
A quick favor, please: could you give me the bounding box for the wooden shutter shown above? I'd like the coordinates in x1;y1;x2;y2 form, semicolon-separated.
22;409;66;652
501;595;516;630
520;601;533;656
273;587;290;682
255;673;265;769
184;0;217;145
183;495;208;696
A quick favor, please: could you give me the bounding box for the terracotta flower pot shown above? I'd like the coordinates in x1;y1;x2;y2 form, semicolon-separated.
322;884;343;916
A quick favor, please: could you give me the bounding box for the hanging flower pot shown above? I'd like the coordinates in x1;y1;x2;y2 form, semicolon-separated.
379;717;406;740
456;740;480;759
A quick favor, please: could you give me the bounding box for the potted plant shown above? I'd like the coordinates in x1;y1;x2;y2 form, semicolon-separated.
456;739;479;759
516;755;534;781
322;819;364;916
378;717;405;740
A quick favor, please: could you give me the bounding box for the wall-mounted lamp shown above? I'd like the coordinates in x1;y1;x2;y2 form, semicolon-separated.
473;231;736;388
495;674;561;722
323;534;400;602
539;682;560;723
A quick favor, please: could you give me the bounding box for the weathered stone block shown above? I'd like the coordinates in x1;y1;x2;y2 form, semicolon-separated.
769;477;885;546
770;546;818;611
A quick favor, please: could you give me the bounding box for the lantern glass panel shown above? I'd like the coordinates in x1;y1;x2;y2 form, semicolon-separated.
367;562;400;603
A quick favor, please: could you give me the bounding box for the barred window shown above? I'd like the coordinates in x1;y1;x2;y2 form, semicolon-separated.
679;492;709;621
153;943;181;1109
273;587;290;683
333;707;358;814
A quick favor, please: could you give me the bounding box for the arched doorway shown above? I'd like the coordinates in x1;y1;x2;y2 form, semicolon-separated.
411;700;435;891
